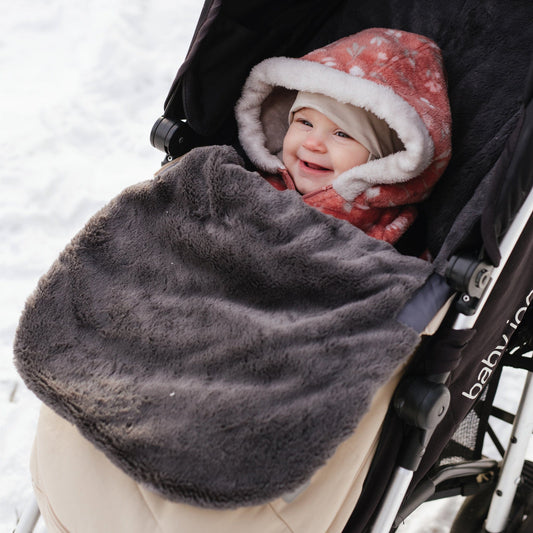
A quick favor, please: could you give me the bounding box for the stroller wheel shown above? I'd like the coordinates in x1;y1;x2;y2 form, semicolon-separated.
450;484;493;533
450;482;532;533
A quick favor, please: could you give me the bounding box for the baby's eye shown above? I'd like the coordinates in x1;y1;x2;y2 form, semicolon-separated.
335;130;352;139
296;118;313;127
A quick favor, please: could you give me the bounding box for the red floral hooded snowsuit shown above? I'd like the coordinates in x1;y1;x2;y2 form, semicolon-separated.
235;28;452;244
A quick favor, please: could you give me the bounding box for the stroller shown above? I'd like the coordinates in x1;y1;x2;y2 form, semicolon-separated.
14;0;533;532
149;1;533;530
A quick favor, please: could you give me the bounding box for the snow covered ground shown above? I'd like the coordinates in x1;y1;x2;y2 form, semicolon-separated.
1;2;203;530
1;2;530;532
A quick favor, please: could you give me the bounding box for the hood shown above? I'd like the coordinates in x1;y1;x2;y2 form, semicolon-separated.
235;28;451;204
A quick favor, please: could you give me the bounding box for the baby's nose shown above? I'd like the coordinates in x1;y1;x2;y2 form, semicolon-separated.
303;131;327;151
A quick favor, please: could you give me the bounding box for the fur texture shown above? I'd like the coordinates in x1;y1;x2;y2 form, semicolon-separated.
14;146;434;507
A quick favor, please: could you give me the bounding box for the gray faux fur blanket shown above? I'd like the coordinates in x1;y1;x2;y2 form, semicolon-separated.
14;146;434;508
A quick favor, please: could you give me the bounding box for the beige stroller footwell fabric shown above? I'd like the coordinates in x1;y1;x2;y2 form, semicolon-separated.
30;364;404;533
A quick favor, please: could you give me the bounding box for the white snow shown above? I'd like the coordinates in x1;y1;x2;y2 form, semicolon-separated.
0;2;531;532
1;1;203;530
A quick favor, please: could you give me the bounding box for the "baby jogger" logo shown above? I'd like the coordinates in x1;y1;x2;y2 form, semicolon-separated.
462;289;533;400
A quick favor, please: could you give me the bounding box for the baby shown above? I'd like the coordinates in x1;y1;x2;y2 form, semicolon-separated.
236;28;452;244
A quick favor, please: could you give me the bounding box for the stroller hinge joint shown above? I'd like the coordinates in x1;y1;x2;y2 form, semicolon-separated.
394;376;451;470
150;117;204;161
446;255;495;315
394;376;451;430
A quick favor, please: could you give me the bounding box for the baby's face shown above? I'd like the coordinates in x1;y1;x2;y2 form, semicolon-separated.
282;107;370;195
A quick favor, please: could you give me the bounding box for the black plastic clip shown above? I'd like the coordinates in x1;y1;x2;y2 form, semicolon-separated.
445;255;494;315
150;117;203;161
394;375;451;471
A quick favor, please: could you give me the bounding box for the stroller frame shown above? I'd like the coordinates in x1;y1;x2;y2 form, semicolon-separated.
371;181;533;533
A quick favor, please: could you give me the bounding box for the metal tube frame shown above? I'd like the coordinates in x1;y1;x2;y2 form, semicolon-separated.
484;372;533;532
369;183;533;531
370;468;414;533
456;176;533;531
14;496;40;533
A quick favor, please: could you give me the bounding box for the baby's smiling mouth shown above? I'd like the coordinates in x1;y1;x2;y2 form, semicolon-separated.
300;160;331;172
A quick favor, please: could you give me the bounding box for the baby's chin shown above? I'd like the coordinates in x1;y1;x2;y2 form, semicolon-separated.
293;175;334;195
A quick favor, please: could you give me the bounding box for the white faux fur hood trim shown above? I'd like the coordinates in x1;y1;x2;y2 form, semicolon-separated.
235;56;434;202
